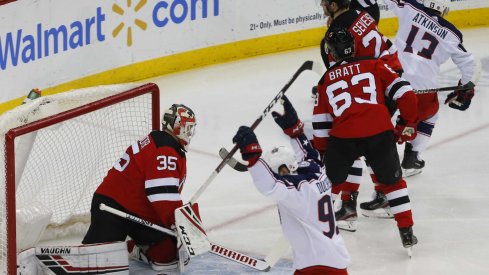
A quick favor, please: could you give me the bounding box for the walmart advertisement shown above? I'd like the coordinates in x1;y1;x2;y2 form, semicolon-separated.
0;0;487;108
0;0;325;104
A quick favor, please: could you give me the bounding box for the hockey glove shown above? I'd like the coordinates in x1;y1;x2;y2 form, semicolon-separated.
394;116;417;144
271;96;304;138
232;126;262;167
445;81;475;111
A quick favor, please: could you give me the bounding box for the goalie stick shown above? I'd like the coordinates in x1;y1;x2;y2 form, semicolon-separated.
264;235;290;267
188;60;322;204
414;58;482;94
99;203;271;272
219;147;248;172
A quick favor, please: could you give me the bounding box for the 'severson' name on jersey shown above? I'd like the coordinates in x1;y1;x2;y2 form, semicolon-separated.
412;13;448;39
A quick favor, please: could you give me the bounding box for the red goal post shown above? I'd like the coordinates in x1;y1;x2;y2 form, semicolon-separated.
1;83;160;274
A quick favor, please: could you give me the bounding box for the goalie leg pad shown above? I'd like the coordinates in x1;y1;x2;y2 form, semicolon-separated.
17;248;42;275
19;242;129;274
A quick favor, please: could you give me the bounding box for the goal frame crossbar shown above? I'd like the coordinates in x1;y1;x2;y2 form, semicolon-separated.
4;83;160;274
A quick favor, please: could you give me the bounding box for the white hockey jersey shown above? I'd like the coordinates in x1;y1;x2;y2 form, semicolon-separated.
384;0;476;89
248;135;350;270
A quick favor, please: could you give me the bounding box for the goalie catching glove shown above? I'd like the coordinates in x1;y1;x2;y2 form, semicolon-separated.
232;126;262;167
445;80;475;111
394;116;417;144
271;96;304;138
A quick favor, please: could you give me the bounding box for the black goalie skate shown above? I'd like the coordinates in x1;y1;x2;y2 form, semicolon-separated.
399;226;418;258
401;143;425;177
335;191;358;232
359;191;393;219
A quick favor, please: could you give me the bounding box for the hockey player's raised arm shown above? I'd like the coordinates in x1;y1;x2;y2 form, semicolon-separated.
233;126;306;207
290;134;322;165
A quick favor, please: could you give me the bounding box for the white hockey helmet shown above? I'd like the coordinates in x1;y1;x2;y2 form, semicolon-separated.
422;0;450;17
162;104;196;150
263;146;298;175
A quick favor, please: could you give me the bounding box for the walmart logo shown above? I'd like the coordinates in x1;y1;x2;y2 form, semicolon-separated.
0;7;105;70
0;0;220;70
112;0;148;47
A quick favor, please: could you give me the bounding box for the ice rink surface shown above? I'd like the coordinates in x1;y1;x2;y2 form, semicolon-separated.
134;27;489;274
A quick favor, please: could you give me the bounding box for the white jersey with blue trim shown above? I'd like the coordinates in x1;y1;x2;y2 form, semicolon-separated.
384;0;476;89
248;134;350;270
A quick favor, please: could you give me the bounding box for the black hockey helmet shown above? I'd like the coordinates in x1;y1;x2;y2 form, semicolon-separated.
325;27;355;60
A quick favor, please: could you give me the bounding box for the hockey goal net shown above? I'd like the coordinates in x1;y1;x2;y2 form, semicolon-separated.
0;83;160;274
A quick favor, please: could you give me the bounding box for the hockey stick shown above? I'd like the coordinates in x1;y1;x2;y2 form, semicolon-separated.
210;243;270;272
99;203;176;236
264;235;290;267
219;147;248;172
414;57;482;94
99;203;271;272
188;60;321;204
414;81;475;94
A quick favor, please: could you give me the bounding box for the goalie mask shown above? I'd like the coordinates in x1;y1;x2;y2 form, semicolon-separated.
163;104;196;150
263;146;298;176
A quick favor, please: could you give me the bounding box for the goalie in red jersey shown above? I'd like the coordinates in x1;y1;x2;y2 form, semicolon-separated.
82;104;197;271
312;27;418;253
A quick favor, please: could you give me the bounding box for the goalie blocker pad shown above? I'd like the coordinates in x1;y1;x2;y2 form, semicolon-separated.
174;203;211;258
17;242;129;274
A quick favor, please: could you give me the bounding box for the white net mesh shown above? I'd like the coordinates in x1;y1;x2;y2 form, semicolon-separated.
0;83;158;274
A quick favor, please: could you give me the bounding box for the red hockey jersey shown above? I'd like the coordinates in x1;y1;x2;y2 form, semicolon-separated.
321;9;402;72
96;131;186;228
312;57;417;152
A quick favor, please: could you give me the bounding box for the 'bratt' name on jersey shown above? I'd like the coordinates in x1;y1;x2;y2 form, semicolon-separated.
329;63;361;80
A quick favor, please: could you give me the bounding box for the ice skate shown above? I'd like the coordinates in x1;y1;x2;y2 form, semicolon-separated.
360;191;393;219
127;240;149;263
128;240;178;271
335;191;358;232
399;226;418;258
401;143;425;177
